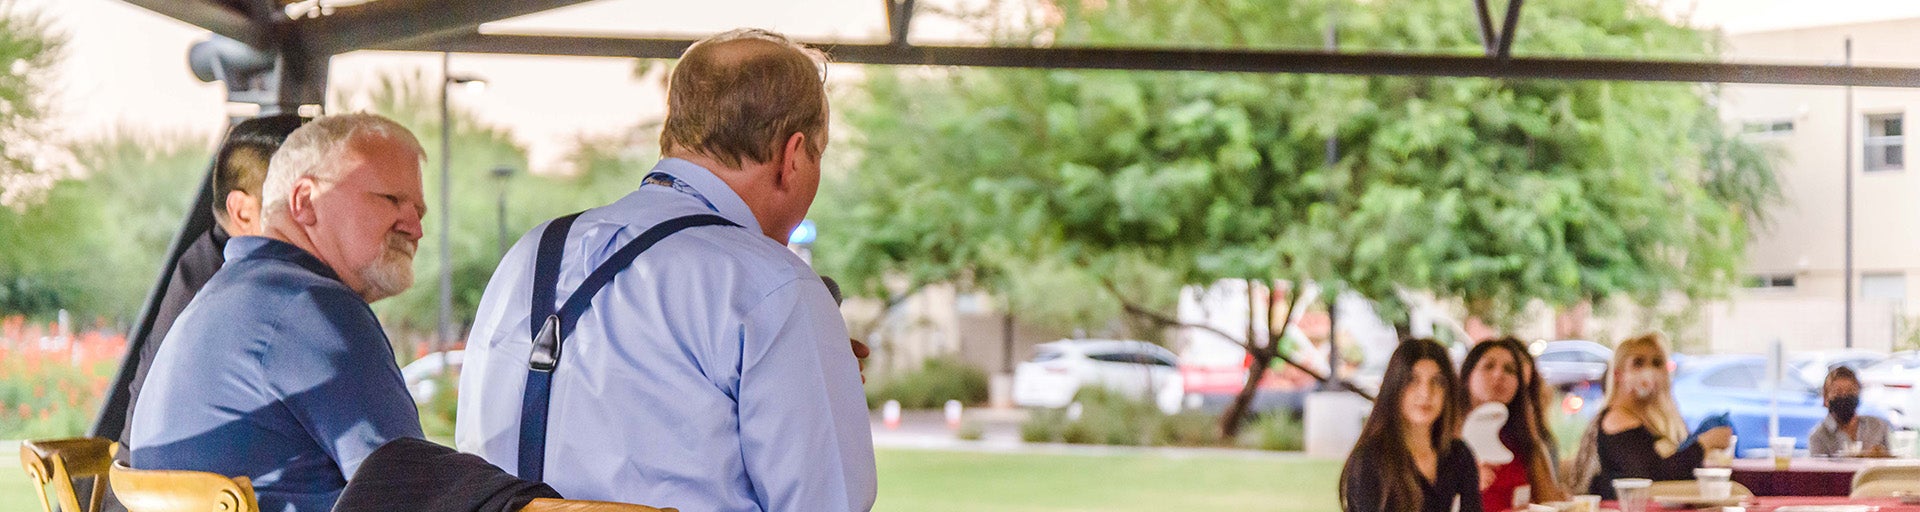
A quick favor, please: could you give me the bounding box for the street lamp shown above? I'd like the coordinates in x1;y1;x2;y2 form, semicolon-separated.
437;51;485;359
491;165;515;257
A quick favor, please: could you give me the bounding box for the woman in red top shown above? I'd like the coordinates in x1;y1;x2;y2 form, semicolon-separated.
1462;338;1566;511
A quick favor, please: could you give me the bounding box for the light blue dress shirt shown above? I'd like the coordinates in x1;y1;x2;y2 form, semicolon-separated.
455;158;877;511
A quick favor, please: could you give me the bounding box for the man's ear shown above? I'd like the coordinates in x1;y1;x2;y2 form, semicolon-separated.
225;191;261;232
775;132;810;190
288;177;320;226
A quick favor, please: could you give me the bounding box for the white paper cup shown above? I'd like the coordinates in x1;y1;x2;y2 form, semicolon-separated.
1695;467;1733;499
1770;436;1796;469
1613;479;1652;512
1573;495;1601;512
1894;430;1918;458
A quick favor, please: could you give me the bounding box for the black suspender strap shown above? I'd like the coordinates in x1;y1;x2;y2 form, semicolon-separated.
517;212;738;481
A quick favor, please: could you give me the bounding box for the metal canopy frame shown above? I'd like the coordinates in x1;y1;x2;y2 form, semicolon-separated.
119;0;1920;88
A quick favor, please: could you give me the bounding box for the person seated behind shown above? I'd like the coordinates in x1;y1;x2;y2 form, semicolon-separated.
122;114;304;440
1340;339;1482;512
129;113;427;512
1462;338;1567;511
1808;366;1890;457
1560;333;1732;499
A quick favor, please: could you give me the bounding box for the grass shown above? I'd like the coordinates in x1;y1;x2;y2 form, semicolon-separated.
874;448;1340;512
2;465;37;511
0;447;1341;511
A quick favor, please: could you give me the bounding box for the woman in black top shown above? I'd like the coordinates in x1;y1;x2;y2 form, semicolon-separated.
1561;333;1731;499
1341;339;1482;512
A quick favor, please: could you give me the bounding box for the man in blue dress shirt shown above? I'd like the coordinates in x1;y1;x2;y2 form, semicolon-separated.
130;113;428;512
457;29;877;511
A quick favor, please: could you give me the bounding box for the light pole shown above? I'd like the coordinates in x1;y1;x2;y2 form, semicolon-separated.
437;51;485;358
492;165;515;257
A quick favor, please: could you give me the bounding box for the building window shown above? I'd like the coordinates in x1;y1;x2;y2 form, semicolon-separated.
1862;272;1907;304
1744;273;1797;290
1743;119;1794;137
1866;113;1904;172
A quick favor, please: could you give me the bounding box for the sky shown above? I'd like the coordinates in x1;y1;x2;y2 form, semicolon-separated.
17;0;1920;175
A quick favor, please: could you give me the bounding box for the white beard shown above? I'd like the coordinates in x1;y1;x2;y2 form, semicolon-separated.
358;233;417;302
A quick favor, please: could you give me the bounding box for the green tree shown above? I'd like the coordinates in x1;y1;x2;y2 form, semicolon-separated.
351;72;664;347
820;0;1778;437
0;131;211;320
0;0;64;198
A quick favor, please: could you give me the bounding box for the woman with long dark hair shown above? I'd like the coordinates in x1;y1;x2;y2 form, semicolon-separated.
1340;339;1481;512
1462;338;1567;511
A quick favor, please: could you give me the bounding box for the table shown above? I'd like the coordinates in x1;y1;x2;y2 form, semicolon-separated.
1730;458;1869;496
1610;496;1920;511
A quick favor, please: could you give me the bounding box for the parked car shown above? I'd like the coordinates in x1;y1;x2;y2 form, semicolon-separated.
1858;351;1920;428
1534;340;1612;389
400;350;464;405
1014;340;1184;415
1791;349;1885;390
1672;354;1889;454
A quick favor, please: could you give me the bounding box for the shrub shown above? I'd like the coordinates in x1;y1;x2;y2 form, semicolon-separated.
1021;409;1065;442
867;357;989;409
418;373;460;441
1019;386;1237;448
1154;412;1221;447
955;420;985;441
1237;411;1304;452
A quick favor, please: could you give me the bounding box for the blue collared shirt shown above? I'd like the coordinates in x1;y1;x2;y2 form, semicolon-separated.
456;158;877;511
129;236;424;512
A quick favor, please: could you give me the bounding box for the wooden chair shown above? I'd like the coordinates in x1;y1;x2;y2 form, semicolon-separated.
18;437;118;512
1647;479;1753;498
109;460;258;512
1853;462;1920;498
519;498;679;512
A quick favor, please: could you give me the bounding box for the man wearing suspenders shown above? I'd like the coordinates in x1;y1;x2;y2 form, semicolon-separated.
456;29;877;511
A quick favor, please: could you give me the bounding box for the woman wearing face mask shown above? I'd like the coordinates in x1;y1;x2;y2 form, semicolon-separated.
1462;338;1567;511
1341;339;1481;512
1808;366;1890;457
1560;333;1732;499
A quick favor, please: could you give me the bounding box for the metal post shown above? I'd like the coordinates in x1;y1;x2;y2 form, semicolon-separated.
437;51;454;357
493;165;514;257
1845;38;1855;348
1322;14;1342;391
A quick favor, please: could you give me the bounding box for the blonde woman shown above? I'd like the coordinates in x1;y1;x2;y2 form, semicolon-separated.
1560;333;1732;499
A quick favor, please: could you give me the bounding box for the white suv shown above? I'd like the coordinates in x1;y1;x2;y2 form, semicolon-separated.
1013;340;1185;415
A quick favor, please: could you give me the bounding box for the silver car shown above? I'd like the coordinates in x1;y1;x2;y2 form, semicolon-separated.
1013;339;1184;415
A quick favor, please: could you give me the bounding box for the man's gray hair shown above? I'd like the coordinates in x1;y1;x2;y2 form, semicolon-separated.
259;113;424;224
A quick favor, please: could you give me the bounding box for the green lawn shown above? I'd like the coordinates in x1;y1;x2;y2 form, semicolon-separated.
1;448;1341;511
3;466;37;511
875;448;1340;512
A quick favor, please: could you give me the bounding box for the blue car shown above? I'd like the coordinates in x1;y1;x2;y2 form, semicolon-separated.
1672;354;1889;454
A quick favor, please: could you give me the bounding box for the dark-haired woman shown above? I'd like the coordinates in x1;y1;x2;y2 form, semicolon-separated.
1340;339;1482;512
1463;338;1567;511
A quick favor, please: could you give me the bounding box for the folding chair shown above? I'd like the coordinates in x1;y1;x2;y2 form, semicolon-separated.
18;437;117;512
108;460;258;512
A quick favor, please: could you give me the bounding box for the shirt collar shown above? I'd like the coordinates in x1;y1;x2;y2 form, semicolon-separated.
224;235;345;284
646;158;765;237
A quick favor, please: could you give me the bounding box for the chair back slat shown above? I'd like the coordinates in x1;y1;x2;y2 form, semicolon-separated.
18;438;117;512
109;460;259;512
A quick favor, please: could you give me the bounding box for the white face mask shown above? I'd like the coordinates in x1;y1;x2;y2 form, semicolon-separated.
1628;368;1662;399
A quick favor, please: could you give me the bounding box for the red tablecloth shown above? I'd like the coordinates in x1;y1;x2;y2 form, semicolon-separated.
1729;458;1868;496
1610;496;1920;511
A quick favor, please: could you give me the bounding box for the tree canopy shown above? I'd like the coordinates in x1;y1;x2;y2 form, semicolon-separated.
816;0;1778;339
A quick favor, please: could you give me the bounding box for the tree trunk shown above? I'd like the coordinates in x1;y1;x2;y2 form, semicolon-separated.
1220;349;1270;439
